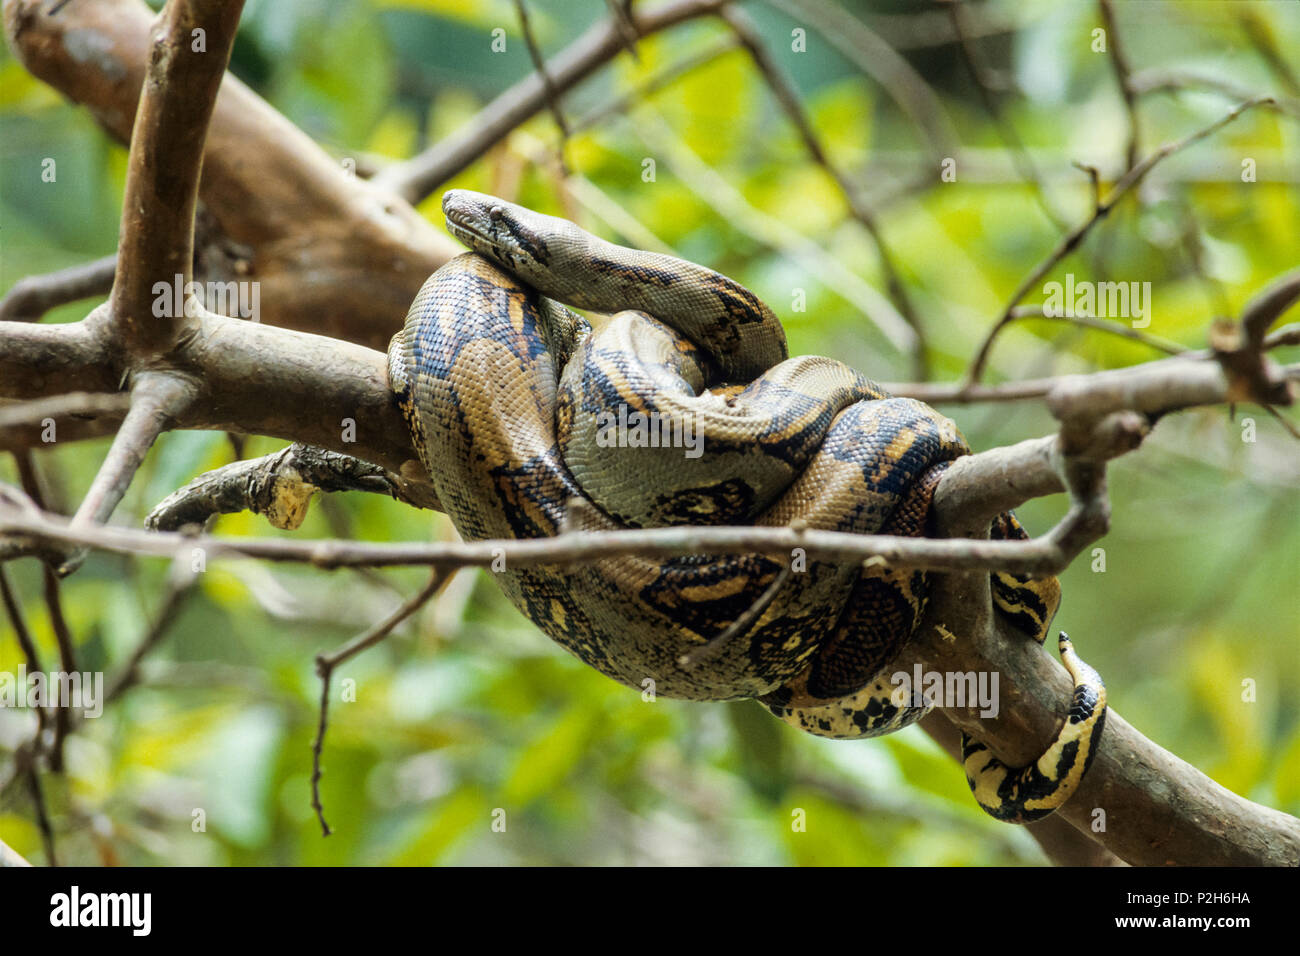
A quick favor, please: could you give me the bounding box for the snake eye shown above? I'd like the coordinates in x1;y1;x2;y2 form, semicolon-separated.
488;205;504;222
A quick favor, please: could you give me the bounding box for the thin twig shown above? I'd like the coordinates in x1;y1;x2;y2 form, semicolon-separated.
1235;7;1300;98
311;569;449;835
1098;0;1140;171
944;0;1070;231
0;559;199;805
38;567;76;770
513;0;570;175
679;562;794;670
0;566;49;747
2;495;1102;578
1007;304;1187;356
0;393;131;432
633;108;918;353
1240;267;1300;349
374;0;732;204
1266;322;1300;350
1174;200;1232;321
1072;161;1101;210
24;768;57;867
1130;67;1300;120
2;351;1265;581
568;35;740;136
720;4;929;377
103;564;200;703
0;254;117;323
964;97;1277;386
12;450;79;769
68;372;196;534
603;0;641;61
1261;403;1300;441
768;0;958;162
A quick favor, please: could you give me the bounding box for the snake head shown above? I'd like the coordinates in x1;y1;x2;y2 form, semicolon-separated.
442;189;554;273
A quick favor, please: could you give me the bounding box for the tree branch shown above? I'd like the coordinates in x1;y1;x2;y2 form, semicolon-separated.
70;372;196;533
0;255;117;323
372;0;732;205
144;442;434;531
720;3;929;376
965;97;1278;386
943;0;1070;231
109;0;245;351
1098;0;1140;171
3;0;1295;867
4;0;456;349
768;0;957;162
311;568;448;835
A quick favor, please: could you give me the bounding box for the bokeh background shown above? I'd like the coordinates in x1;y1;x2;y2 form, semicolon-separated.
1;0;1297;865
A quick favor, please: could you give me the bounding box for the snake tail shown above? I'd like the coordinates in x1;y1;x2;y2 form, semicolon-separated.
960;632;1107;824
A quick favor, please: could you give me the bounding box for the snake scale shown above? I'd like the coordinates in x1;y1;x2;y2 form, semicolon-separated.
388;190;1107;824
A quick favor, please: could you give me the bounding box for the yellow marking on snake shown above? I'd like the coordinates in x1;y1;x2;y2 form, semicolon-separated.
388;190;1107;824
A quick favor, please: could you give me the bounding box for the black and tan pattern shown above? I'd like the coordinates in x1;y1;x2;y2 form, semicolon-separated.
388;190;1107;824
963;634;1107;822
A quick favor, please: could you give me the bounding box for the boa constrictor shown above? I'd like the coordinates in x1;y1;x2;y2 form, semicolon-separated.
388;189;1107;823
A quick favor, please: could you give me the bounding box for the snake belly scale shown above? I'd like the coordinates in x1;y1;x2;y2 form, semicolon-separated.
388;190;1107;824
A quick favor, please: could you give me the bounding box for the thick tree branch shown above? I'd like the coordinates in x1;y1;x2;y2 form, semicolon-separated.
1;333;1294;862
906;598;1300;866
4;0;455;349
109;0;245;352
0;309;122;400
3;382;1296;865
0;306;432;506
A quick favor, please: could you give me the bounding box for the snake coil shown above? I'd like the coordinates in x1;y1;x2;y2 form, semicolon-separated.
388;190;1107;823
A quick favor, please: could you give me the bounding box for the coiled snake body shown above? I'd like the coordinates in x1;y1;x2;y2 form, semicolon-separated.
389;190;1107;823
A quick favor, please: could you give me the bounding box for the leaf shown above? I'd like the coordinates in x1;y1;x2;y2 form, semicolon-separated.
501;705;596;807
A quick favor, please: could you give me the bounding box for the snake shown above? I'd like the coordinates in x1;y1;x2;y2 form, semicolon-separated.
387;189;1107;824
